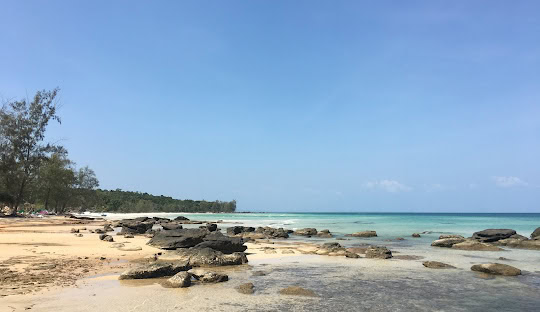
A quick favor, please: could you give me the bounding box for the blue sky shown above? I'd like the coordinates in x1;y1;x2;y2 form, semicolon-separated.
1;1;539;212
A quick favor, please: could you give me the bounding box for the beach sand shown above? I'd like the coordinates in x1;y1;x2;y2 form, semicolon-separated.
1;217;539;312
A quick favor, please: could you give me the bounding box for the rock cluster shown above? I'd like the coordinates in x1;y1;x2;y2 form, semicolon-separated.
148;229;247;254
293;228;318;236
365;246;392;259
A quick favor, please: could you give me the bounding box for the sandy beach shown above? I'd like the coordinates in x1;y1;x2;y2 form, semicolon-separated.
1;216;539;312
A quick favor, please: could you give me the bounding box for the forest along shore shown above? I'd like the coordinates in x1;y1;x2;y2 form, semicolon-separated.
0;215;539;309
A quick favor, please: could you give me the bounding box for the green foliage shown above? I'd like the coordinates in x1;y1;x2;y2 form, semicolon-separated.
93;189;236;213
0;88;235;215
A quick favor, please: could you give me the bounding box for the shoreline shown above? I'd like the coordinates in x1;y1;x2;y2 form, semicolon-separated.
1;215;539;311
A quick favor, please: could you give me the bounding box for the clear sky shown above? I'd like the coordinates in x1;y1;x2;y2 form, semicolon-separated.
1;1;539;212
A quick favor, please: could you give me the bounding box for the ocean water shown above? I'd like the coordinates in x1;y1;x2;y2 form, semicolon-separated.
92;212;540;239
47;212;540;311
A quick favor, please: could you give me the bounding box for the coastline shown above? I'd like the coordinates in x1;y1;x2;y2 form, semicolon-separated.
1;215;539;311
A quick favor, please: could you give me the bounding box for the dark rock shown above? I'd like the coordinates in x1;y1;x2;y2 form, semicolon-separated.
472;229;517;243
163;272;191;288
237;282;255;294
365;246;392;259
118;261;191;280
174;216;190;221
423;261;456;269
94;228;105;234
258;227;290;239
346;231;377;238
195;231;247;254
205;223;218;232
147;228;208;249
169;247;248;267
252;271;267;276
74;233;83;237
104;224;114;232
278;286;317;297
471;263;521;276
161;223;183;231
103;235;114;242
198;272;228;283
120;221;154;235
294;228;318;236
531;227;540;239
396;237;405;241
227;226;256;235
70;228;79;233
124;234;134;238
431;237;466;248
412;233;421;238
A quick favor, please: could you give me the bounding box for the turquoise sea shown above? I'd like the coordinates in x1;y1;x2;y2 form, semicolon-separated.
95;212;540;238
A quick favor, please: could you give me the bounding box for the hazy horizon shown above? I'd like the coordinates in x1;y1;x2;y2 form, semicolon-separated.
1;1;539;212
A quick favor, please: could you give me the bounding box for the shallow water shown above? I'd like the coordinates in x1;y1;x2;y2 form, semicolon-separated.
7;254;539;312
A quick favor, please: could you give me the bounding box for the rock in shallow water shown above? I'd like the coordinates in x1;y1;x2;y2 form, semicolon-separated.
163;271;191;288
236;282;255;294
472;229;516;243
452;240;503;251
294;228;318;236
423;261;456;269
431;237;466;248
531;227;540;239
365;246;392;259
470;263;521;276
278;286;318;297
346;231;377;237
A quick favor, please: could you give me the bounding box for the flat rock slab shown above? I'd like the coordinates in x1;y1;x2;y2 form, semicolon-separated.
278;286;318;297
471;263;521;276
472;229;516;242
118;261;191;280
452;241;503;251
423;261;456;269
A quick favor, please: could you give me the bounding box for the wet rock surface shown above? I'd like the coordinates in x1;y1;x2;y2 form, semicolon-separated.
118;261;191;280
472;229;517;243
470;263;521;276
346;231;377;237
423;261;456;269
278;286;318;297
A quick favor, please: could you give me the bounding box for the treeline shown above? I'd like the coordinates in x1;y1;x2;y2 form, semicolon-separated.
93;189;236;213
0;89;235;215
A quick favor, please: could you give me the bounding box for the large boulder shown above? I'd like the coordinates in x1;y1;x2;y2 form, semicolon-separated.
294;228;317;236
165;247;248;267
195;231;247;254
147;228;208;249
431;237;466;248
346;231;377;238
174;216;190;221
120;220;154;235
470;263;521;276
531;227;540;239
365;246;392;259
472;229;516;243
163;272;192;288
423;261;456;269
118;261;191;280
452;240;503;251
